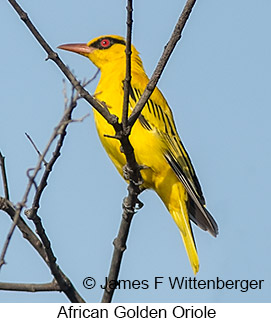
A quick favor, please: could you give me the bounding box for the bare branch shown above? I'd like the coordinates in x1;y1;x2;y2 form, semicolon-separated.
122;0;133;131
26;105;76;219
0;104;75;271
7;0;118;127
128;0;197;127
0;83;85;301
0;196;85;302
0;152;9;200
0;279;61;292
101;0;144;303
21;93;86;302
25;212;75;297
101;187;143;303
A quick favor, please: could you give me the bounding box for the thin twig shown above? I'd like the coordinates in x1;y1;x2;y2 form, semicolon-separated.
25;132;47;165
63;113;90;125
0;208;21;269
83;68;100;88
0;108;70;271
0;279;61;292
0;152;9;200
128;0;197;127
122;0;133;131
62;79;69;109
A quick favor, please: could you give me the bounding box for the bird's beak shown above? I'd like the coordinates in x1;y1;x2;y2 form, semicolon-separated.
57;43;94;55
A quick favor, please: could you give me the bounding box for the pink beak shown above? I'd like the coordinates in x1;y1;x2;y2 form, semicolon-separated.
57;43;94;55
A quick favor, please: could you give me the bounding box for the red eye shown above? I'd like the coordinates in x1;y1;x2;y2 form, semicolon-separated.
100;38;110;48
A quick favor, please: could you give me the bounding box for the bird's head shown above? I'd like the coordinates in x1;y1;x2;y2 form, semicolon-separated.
58;35;140;70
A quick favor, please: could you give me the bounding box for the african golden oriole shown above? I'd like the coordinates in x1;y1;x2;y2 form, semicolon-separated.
58;35;218;274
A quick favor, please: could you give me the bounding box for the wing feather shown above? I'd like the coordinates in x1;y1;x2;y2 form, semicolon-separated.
129;85;218;237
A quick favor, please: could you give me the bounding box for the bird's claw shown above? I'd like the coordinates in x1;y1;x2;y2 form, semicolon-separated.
122;164;132;181
122;196;144;218
135;198;144;210
122;164;147;186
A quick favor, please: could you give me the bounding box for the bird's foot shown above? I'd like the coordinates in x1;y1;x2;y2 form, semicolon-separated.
122;196;144;219
122;164;148;186
122;164;132;181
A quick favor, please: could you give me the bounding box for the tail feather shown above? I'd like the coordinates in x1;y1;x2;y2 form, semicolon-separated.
171;198;199;275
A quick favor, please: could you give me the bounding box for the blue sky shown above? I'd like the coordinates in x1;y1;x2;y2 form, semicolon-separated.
0;0;270;302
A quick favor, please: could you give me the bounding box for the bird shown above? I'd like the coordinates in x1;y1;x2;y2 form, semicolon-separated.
58;35;218;274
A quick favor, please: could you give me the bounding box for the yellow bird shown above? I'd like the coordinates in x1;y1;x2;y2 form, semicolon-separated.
58;35;218;274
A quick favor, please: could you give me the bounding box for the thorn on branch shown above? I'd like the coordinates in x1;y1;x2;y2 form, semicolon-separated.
45;51;58;61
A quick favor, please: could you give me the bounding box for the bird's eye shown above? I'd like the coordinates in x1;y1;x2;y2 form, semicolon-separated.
100;38;111;48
